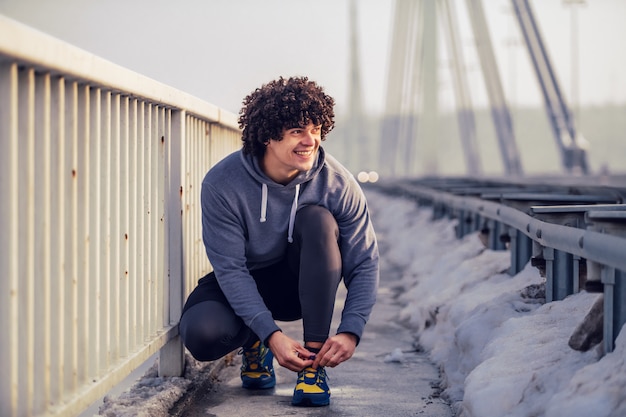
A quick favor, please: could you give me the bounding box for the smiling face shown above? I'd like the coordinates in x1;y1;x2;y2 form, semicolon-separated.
261;122;322;185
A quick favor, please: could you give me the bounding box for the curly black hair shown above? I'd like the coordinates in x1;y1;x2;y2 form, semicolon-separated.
238;76;335;157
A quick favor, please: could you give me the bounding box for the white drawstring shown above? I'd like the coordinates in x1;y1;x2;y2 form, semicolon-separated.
259;182;300;243
287;184;300;243
260;183;268;222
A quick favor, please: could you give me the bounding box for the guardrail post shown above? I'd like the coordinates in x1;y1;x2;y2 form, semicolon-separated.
543;247;555;302
602;266;616;353
455;208;466;238
432;201;446;220
553;250;574;301
472;212;482;233
602;266;626;354
496;221;506;250
585;259;602;292
508;228;518;275
572;254;581;294
508;228;532;275
487;219;506;250
615;269;626;351
541;246;577;302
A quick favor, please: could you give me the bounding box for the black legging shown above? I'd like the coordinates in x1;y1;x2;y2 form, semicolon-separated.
179;205;342;361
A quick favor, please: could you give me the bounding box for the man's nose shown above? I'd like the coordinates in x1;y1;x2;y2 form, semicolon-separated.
302;131;316;144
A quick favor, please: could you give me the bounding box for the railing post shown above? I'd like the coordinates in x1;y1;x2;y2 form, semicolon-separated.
572;255;581;294
455;208;465;238
159;109;185;377
614;269;626;352
553;250;574;301
0;61;19;417
602;265;625;354
543;247;555;302
488;219;506;250
602;266;615;354
508;228;531;275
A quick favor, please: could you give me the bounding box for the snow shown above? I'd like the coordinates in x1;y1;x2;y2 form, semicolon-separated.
383;347;406;363
94;352;216;417
367;189;626;417
89;189;626;416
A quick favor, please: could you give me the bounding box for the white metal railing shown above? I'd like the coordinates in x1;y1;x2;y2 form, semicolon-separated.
0;15;240;417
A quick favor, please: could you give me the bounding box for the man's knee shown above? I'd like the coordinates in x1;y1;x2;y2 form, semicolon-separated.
180;317;221;361
179;302;243;362
295;205;338;239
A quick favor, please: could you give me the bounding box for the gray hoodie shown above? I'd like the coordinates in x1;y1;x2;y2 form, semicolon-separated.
200;147;379;344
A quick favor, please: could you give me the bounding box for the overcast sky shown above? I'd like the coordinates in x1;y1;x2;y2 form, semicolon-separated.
1;0;624;118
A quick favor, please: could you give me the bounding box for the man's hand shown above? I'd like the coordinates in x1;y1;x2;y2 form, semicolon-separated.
266;331;316;372
313;333;357;369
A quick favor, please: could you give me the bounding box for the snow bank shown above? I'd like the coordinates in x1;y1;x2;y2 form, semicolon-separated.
366;189;624;417
94;352;221;417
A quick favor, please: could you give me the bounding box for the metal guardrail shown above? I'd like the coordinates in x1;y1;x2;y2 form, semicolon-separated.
0;15;240;417
369;177;626;355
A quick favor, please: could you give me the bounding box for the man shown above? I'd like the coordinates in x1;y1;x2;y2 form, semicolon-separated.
179;76;379;407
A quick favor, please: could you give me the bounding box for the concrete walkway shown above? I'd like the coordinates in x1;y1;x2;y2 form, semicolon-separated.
174;274;453;417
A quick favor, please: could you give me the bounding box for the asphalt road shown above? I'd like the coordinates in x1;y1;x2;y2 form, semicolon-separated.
174;270;453;417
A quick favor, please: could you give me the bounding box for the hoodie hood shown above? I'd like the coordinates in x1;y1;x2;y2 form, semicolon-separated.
239;146;326;188
240;147;326;242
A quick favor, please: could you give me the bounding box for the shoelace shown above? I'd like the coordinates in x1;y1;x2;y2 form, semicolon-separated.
240;346;265;370
299;367;330;383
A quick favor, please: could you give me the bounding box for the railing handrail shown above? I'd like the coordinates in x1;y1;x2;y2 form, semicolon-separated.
391;182;626;272
382;180;626;271
0;14;239;129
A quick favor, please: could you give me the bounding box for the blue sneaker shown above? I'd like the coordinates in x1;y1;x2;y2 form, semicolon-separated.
292;366;330;406
240;340;275;389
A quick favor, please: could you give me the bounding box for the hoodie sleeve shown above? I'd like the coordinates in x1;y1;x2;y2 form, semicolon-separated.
333;175;380;341
201;180;281;343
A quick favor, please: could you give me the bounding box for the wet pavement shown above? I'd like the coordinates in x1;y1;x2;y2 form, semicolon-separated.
174;273;453;417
